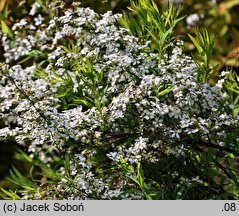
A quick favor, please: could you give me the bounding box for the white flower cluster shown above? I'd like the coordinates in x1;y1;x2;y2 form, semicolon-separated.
105;45;239;165
0;2;238;199
186;13;200;27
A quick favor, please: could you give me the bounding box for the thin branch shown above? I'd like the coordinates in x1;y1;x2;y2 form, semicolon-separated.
213;159;239;187
198;141;239;156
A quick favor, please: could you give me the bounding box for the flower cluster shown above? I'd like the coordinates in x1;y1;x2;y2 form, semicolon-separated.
0;1;238;199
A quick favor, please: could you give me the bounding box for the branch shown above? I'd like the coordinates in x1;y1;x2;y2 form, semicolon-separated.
213;159;239;187
198;142;239;156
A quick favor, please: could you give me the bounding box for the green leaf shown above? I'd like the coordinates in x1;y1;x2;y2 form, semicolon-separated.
157;85;174;97
188;34;204;54
14;149;33;163
145;194;153;200
7;167;37;190
1;188;21;200
28;50;46;58
17;56;32;64
137;162;145;188
3;2;8;17
151;0;159;12
55;91;68;98
75;98;94;108
1;20;13;37
0;11;6;21
64;153;71;177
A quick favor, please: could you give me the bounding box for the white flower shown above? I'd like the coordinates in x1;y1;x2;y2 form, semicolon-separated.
220;71;230;77
186;14;200;27
216;78;225;88
29;2;41;16
34;14;44;26
12;19;28;30
169;130;180;139
132;137;148;154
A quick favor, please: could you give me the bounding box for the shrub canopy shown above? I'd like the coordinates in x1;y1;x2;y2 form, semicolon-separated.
0;1;239;199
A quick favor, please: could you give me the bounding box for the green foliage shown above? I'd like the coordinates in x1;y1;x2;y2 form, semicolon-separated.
1;149;68;199
220;70;239;117
189;28;217;83
119;0;184;58
179;0;239;73
0;4;12;38
116;157;162;199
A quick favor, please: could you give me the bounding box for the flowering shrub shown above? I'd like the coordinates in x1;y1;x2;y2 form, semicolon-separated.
0;1;239;199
